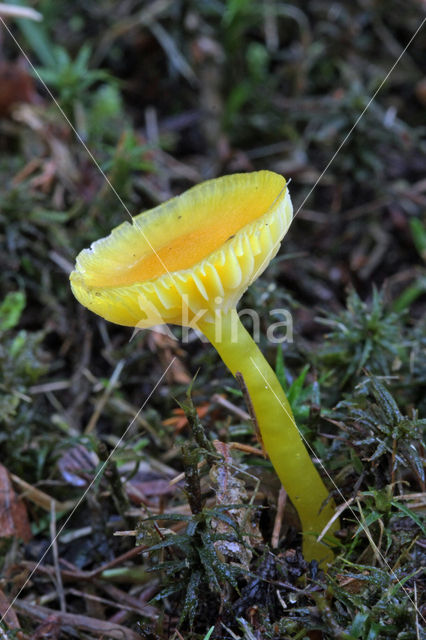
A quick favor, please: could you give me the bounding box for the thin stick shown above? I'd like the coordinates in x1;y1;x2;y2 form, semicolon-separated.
13;600;141;640
317;496;354;542
50;500;66;612
212;393;251;421
271;485;287;549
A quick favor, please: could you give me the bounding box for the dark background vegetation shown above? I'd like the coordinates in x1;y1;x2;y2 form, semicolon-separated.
0;1;425;638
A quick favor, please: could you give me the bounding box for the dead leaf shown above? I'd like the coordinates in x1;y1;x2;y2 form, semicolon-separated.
0;58;39;117
0;464;31;543
336;573;367;594
127;474;176;505
57;444;98;487
162;402;210;432
11;104;79;190
0;588;21;632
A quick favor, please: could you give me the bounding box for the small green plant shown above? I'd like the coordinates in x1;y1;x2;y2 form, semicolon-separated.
305;79;412;182
137;449;249;627
317;288;405;389
135;393;258;628
0;291;26;331
0;292;48;475
407;320;426;414
88;83;125;144
327;561;421;639
138;503;244;627
393;217;426;312
275;348;334;429
335;376;425;489
275;348;313;424
102;130;153;182
36;44;111;119
409;218;426;262
266;560;421;639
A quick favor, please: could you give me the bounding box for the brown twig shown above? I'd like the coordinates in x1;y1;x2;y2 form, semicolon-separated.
271;486;287;549
212;393;251;421
22;545;147;583
13;600;141;640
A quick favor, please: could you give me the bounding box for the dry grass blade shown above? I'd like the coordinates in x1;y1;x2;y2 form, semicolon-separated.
10;474;75;513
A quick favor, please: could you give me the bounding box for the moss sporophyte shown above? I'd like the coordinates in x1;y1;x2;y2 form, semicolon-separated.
70;171;340;563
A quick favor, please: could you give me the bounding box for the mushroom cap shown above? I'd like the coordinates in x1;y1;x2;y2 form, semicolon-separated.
70;171;293;328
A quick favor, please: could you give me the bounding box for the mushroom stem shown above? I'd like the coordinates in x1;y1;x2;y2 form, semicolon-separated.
199;308;339;564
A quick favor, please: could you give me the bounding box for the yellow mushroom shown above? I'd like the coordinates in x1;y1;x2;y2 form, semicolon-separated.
70;170;339;563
